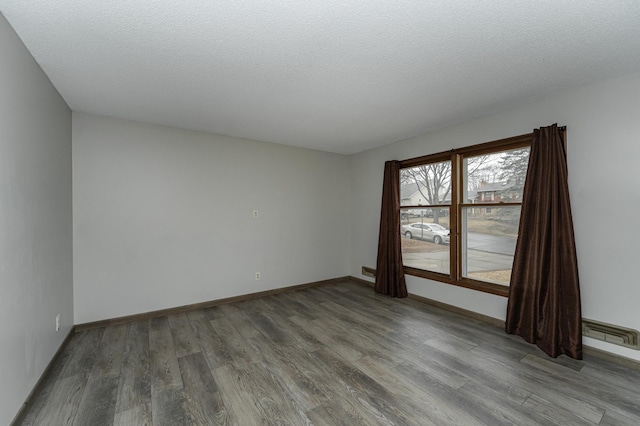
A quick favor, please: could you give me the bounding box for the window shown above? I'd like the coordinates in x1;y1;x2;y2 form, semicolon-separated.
399;134;531;296
400;157;451;276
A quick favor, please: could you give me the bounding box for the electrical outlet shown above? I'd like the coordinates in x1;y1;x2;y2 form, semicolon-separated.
252;210;259;219
55;314;60;332
255;272;261;281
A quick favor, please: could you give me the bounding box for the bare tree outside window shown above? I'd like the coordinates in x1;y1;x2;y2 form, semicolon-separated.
401;161;451;224
401;156;491;223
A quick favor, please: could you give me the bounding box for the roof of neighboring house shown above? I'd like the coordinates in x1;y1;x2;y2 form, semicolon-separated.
476;181;514;192
401;183;426;200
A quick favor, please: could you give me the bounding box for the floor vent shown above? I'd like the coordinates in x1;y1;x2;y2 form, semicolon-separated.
582;319;640;349
362;266;376;278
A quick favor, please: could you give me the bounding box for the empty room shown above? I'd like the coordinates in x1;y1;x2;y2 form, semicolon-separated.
2;1;640;425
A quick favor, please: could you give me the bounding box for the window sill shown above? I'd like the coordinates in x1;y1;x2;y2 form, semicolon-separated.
403;267;509;297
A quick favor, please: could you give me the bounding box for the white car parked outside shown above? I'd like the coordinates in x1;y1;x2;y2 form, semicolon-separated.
401;223;450;244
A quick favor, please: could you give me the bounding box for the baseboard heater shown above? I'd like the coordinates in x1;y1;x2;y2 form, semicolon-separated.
362;266;376;278
582;319;640;350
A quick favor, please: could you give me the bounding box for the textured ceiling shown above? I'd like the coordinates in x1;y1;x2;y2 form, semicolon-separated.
2;1;640;154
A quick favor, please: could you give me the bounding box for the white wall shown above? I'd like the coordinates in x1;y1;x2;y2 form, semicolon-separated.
350;72;640;361
0;14;73;425
73;113;351;324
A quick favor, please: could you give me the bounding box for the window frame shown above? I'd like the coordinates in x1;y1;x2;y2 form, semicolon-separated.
399;133;533;297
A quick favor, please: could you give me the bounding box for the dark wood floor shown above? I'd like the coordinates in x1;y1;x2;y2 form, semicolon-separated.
16;280;640;425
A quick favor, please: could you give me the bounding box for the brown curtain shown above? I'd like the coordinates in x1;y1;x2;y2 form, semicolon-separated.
506;124;582;359
375;161;407;297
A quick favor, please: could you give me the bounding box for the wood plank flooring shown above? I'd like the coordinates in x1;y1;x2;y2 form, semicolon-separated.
16;280;640;425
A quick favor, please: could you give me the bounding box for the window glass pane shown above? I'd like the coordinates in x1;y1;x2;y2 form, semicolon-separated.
463;147;530;203
400;161;452;207
401;208;450;275
461;206;520;285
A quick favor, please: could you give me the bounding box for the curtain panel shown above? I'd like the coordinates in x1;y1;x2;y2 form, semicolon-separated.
375;160;407;298
506;124;582;359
